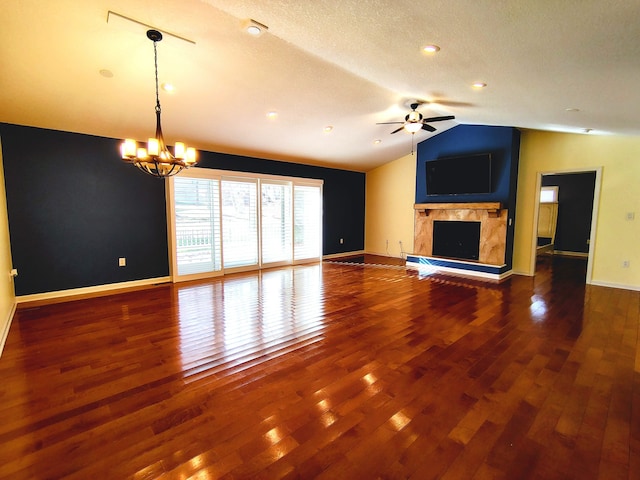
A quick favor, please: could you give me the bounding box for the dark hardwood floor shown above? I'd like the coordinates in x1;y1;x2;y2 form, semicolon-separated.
0;256;638;479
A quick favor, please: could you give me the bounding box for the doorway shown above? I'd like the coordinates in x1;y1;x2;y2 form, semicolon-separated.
531;167;602;284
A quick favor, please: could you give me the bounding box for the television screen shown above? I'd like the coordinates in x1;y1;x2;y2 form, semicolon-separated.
426;153;492;195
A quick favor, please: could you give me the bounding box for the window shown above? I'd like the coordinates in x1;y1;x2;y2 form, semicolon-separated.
540;186;559;203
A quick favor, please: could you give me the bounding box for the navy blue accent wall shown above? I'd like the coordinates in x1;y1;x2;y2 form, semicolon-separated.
542;172;595;253
415;125;521;268
0;124;168;296
1;124;365;296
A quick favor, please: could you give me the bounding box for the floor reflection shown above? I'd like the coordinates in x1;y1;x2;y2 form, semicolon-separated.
177;264;325;378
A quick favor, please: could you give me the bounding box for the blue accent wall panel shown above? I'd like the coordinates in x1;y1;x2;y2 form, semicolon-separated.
1;124;365;295
416;124;519;204
415;125;521;269
0;124;169;296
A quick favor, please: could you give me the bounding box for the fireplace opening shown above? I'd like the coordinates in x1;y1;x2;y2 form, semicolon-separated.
432;220;481;261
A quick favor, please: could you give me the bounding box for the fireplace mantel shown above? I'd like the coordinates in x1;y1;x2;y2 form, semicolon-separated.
414;202;503;218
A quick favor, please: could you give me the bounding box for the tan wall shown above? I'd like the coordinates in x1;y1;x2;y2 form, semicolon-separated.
365;153;416;258
0;138;16;353
514;130;640;289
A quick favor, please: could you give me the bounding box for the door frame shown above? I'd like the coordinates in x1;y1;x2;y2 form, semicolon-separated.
529;166;602;284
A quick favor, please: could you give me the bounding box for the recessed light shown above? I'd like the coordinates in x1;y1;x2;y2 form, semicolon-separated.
584;128;593;133
323;126;333;133
565;108;580;112
243;19;268;37
422;44;440;53
99;69;113;78
161;82;175;92
266;111;278;119
373;139;382;145
472;82;487;89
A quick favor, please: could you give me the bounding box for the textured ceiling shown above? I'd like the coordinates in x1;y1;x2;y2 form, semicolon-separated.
1;0;639;171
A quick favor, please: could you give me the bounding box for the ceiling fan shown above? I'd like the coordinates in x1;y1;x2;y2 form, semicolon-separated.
377;102;455;134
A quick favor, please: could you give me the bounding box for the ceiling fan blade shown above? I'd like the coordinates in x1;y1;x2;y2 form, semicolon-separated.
422;115;455;123
376;121;404;125
390;126;405;134
422;124;437;132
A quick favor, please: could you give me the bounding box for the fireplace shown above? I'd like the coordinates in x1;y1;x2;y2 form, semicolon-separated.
432;221;481;261
413;202;508;266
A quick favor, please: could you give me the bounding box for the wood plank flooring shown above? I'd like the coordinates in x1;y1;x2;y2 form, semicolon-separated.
0;256;638;479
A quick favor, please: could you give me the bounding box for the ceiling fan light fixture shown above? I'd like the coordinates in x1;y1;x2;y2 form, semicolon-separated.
404;122;423;133
406;110;422;122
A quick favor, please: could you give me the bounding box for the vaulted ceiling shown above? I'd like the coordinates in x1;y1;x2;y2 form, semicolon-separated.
2;1;639;171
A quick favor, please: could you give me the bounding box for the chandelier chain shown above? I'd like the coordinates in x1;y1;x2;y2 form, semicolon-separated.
153;40;161;114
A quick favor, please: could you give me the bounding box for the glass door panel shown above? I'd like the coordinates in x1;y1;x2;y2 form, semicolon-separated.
221;178;259;269
261;181;292;265
173;177;222;277
293;184;322;261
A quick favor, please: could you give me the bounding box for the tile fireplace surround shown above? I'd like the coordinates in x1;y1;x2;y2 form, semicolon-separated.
408;202;510;280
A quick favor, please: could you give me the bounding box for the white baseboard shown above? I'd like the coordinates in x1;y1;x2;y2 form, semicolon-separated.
16;276;171;305
323;250;365;260
511;270;534;277
0;301;16;358
406;261;513;282
589;280;640;291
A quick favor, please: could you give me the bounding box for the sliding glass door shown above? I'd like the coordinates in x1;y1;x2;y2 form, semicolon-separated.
168;170;322;281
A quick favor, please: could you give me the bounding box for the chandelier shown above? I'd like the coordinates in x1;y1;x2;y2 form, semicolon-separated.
121;29;197;177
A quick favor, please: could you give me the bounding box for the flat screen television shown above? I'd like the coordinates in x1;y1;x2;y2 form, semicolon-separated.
426;153;492;195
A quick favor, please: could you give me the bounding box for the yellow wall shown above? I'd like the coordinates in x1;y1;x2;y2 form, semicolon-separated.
0;138;16;353
365;130;640;290
514;130;640;289
365;153;416;258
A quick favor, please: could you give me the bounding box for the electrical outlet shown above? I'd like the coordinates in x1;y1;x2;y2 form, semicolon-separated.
339;238;344;245
622;260;630;268
9;268;17;277
626;212;635;221
118;257;126;267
